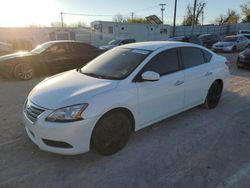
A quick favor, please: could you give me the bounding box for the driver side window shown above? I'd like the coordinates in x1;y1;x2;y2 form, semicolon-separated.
47;43;71;54
143;49;180;76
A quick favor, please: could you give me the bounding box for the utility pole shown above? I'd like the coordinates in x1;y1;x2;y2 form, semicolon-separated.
202;11;204;25
172;0;177;37
60;12;64;28
131;12;134;22
159;3;166;25
191;0;197;34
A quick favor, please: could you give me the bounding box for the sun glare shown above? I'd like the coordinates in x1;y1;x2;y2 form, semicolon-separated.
0;0;61;27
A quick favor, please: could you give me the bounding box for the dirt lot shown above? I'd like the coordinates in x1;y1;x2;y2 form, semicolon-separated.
0;52;250;188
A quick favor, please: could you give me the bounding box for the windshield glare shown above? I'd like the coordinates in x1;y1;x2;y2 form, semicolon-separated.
80;48;151;80
108;40;121;45
30;43;53;54
222;37;237;42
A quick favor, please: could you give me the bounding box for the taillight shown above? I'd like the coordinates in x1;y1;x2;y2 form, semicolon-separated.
225;61;231;69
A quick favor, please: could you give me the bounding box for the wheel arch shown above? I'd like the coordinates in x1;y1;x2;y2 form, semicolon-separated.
96;107;135;132
214;78;223;89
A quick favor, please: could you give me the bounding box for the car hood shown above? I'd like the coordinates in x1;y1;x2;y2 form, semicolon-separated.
214;42;234;46
28;70;118;109
0;51;32;62
99;44;116;50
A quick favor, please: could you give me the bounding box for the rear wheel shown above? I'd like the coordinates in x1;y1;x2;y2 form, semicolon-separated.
13;63;34;80
91;111;131;155
204;81;222;109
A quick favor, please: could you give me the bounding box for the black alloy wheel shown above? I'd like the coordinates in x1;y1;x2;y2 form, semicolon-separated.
91;111;131;155
204;81;222;109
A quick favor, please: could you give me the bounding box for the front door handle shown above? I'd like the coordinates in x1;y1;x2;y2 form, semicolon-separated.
174;80;184;86
205;71;213;76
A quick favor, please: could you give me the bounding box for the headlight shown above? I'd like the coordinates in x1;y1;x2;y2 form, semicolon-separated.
46;103;88;122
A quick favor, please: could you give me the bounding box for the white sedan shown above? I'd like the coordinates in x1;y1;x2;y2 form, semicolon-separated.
23;41;230;155
212;35;248;52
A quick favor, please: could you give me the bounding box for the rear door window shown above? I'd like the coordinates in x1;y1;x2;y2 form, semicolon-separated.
202;49;212;62
180;47;205;69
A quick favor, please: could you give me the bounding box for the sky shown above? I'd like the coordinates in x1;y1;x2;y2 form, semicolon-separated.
0;0;248;27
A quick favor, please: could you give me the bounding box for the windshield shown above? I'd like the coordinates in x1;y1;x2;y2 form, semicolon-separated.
240;31;250;34
108;40;121;45
80;48;151;80
222;37;237;42
30;43;53;54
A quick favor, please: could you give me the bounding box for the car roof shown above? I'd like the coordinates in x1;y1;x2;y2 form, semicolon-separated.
42;40;90;45
225;35;243;38
119;41;203;51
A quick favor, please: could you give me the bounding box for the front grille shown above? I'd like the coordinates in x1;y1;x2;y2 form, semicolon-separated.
25;101;45;123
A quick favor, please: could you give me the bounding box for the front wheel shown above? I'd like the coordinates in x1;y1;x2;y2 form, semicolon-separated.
91;111;131;155
13;63;34;80
203;81;222;109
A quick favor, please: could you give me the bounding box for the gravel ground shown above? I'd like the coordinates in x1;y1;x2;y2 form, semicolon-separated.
0;52;250;188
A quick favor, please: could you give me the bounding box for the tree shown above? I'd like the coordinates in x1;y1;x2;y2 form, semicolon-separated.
67;21;88;28
127;17;147;24
112;14;127;23
182;1;206;26
241;3;250;22
113;13;147;24
214;9;240;25
50;21;88;28
50;21;64;27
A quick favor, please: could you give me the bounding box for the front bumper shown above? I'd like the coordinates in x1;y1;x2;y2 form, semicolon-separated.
22;102;99;155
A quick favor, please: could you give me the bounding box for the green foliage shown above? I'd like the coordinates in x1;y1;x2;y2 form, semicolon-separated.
127;18;147;24
241;3;250;23
214;9;240;25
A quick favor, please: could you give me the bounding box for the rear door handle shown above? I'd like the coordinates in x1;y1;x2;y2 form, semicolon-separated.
174;80;184;86
205;71;213;76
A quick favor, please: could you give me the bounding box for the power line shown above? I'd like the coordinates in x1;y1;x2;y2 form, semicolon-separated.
62;12;113;17
132;5;159;14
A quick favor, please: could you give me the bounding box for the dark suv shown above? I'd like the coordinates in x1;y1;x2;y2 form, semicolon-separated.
169;35;203;46
199;34;220;48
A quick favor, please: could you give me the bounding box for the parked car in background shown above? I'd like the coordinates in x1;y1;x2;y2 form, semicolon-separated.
237;30;250;43
99;38;136;50
0;40;103;80
237;47;250;68
212;35;248;52
23;41;230;156
199;34;220;48
0;42;13;56
169;35;203;46
8;39;34;52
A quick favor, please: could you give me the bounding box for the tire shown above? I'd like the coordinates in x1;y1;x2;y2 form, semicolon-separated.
13;63;34;80
237;58;244;69
91;111;131;155
203;81;222;109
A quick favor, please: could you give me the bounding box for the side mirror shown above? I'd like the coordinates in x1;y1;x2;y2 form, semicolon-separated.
141;71;160;81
